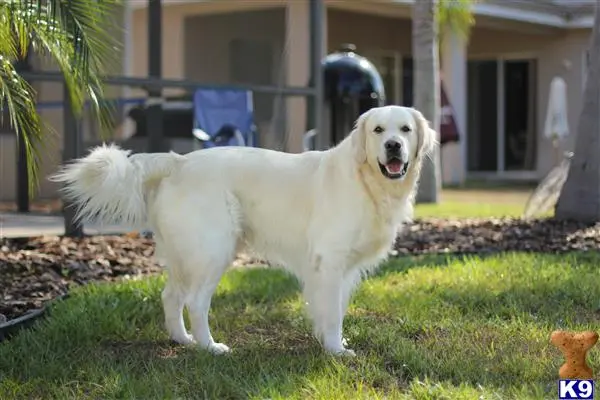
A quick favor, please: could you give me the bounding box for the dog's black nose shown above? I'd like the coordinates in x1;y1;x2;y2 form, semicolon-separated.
384;140;402;152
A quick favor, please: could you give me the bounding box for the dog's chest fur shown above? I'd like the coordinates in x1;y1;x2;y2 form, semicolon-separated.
352;225;395;267
348;193;408;270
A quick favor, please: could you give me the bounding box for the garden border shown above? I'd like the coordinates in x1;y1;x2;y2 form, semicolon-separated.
0;294;70;342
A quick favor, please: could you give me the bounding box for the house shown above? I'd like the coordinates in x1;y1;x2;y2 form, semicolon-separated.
0;0;595;201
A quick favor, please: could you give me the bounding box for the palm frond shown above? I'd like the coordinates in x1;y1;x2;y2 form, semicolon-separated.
438;0;477;46
28;0;120;126
0;0;122;195
0;56;42;193
0;7;24;61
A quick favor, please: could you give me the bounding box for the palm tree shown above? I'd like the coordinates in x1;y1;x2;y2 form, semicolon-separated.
554;0;600;222
412;0;475;203
1;0;120;194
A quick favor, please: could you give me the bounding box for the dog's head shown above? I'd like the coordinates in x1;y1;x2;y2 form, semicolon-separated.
351;105;437;181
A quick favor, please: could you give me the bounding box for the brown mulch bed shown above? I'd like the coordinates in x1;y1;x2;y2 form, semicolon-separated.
394;218;600;255
1;218;600;323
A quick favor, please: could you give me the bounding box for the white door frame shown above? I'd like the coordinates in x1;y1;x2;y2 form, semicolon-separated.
467;52;539;180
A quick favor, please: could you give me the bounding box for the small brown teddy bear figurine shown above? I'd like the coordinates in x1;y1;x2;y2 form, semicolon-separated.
551;330;599;379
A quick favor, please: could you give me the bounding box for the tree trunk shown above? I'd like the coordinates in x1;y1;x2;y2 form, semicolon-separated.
555;0;600;221
413;0;442;203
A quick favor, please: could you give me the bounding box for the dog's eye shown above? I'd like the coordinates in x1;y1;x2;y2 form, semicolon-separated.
400;125;411;133
373;126;384;134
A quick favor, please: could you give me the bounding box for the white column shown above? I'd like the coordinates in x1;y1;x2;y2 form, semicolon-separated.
441;28;467;185
123;2;134;79
163;9;185;82
285;0;310;153
285;0;327;153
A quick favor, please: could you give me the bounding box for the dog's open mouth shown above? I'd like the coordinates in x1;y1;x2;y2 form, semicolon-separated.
379;158;409;180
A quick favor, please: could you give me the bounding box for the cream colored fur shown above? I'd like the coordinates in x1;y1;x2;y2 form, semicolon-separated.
50;105;436;356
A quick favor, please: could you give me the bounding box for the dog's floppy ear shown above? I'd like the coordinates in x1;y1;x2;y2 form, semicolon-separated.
409;108;437;160
351;108;373;164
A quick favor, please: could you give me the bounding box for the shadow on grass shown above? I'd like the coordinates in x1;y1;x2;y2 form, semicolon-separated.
344;251;600;392
0;268;334;399
374;252;510;279
2;251;599;399
212;267;301;306
435;268;600;329
379;250;600;277
371;251;600;326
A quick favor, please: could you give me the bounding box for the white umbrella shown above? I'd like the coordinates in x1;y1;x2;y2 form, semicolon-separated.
543;76;569;164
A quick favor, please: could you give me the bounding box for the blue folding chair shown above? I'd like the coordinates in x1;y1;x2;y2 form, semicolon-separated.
192;88;257;148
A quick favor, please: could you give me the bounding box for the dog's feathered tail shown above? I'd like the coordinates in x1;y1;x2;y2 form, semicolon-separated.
49;144;185;228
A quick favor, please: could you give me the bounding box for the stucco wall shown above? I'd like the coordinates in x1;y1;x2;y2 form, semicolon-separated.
183;8;286;150
535;30;589;176
465;27;587;178
0;1;593;202
328;9;412;55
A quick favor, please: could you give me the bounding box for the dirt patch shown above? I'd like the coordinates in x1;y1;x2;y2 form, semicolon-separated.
1;235;160;321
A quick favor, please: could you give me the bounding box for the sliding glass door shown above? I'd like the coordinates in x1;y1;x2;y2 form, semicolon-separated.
467;58;537;174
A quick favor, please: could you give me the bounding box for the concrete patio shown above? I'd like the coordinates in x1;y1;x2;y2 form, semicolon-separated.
0;212;131;238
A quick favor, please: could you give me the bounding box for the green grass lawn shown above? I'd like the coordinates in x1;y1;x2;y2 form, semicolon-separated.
1;189;593;400
415;201;524;219
2;253;599;399
415;187;532;219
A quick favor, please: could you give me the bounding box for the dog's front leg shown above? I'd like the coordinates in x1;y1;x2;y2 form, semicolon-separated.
303;260;355;357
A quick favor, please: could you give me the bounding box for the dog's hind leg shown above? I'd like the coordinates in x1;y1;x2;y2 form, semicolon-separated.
158;189;240;355
162;273;194;345
183;204;239;354
185;250;234;355
154;231;194;345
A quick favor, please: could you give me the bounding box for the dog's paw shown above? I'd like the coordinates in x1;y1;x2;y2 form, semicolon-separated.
207;342;231;355
324;343;356;357
333;348;356;357
172;333;196;346
342;337;350;347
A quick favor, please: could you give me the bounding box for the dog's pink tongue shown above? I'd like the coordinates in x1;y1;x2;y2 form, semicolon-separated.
386;160;403;173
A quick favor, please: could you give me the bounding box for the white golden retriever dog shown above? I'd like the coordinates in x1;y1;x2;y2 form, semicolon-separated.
50;105;436;356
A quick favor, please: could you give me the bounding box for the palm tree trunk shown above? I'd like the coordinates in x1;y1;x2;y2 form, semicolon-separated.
555;0;600;221
413;0;442;203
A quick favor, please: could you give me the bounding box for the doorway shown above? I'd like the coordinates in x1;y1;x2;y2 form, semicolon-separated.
467;58;537;174
504;60;537;171
467;60;498;172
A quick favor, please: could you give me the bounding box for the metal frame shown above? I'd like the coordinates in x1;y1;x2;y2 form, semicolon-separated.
582;49;589;90
19;71;319;97
310;0;325;151
147;0;163;153
497;58;505;173
14;51;32;213
62;84;84;236
15;0;325;236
